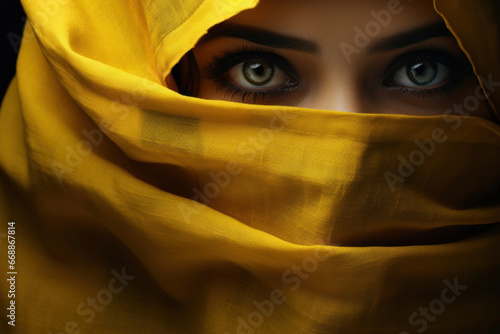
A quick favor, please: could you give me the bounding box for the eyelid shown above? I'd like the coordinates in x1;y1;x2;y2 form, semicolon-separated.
203;46;299;82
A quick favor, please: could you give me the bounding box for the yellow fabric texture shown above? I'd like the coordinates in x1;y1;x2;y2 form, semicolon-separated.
1;0;500;333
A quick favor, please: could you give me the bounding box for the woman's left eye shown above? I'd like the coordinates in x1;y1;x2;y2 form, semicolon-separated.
382;50;470;97
391;58;451;88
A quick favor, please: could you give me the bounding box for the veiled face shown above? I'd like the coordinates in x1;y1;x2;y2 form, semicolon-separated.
186;0;496;121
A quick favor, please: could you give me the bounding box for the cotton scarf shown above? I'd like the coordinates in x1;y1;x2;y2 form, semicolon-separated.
1;0;500;333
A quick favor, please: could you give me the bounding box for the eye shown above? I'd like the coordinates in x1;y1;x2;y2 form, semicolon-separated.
227;59;297;89
392;58;451;88
380;49;475;102
382;49;473;95
202;48;301;103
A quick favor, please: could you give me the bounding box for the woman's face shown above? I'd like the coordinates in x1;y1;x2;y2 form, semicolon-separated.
190;0;496;121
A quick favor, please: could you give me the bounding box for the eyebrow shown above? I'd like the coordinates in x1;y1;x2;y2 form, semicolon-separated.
370;21;453;53
198;22;320;54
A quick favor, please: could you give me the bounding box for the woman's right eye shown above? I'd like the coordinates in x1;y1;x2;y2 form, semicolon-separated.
203;49;300;103
227;59;297;89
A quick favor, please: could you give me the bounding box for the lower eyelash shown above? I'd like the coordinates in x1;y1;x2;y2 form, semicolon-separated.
212;78;291;103
387;88;445;102
385;78;468;102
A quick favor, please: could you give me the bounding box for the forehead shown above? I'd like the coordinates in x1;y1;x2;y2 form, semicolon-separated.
226;0;443;45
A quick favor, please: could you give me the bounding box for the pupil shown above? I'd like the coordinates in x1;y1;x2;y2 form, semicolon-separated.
407;60;438;85
251;64;265;76
414;64;426;76
244;61;274;85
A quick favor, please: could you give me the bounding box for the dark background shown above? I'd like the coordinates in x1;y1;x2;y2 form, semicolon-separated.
1;1;26;98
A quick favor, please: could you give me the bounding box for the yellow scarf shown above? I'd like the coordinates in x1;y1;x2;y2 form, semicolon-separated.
1;0;500;332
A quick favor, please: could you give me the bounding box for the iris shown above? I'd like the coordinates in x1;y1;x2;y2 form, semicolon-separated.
243;60;275;85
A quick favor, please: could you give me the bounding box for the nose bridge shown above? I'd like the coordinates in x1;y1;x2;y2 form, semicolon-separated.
305;73;363;113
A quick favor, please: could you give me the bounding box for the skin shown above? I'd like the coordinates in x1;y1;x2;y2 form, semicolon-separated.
188;0;496;121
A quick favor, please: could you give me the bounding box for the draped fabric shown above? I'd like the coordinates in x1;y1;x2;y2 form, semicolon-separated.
1;0;500;333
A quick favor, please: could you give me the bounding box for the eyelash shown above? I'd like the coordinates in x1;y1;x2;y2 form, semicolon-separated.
203;45;473;104
203;46;299;103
